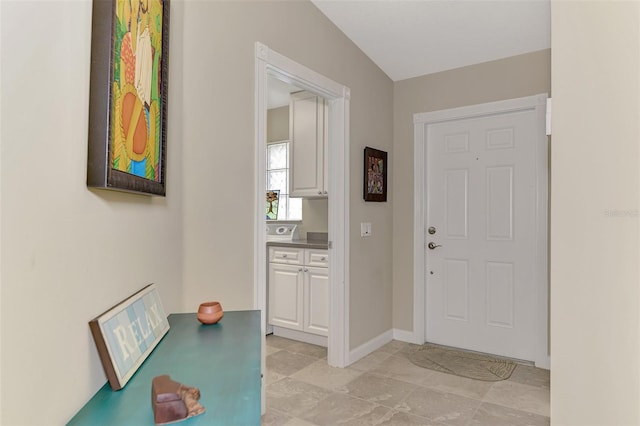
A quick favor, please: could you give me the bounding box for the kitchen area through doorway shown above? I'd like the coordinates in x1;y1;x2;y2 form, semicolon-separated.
265;75;330;347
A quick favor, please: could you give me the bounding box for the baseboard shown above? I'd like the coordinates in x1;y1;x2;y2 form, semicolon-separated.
271;326;328;347
348;329;393;365
535;355;550;370
392;328;419;344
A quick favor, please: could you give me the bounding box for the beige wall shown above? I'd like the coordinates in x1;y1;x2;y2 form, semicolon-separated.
267;106;289;143
392;49;551;331
550;2;640;424
299;198;328;237
1;1;184;423
0;0;393;423
179;1;393;349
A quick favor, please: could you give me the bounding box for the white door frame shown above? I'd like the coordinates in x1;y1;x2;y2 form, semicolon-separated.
412;94;549;368
254;42;351;368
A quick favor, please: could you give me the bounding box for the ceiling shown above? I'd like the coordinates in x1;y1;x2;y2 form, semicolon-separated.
310;0;551;82
267;0;551;107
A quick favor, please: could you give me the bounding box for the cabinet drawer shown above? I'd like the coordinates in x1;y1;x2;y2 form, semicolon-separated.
269;247;304;265
305;249;329;268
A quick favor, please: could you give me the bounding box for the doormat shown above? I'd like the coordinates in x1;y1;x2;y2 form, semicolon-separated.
408;345;517;381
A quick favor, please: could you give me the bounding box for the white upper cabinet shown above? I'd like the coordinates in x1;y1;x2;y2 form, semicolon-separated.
289;91;328;198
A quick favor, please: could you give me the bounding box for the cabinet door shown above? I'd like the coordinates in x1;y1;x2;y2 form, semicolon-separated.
304;266;329;336
290;91;325;197
268;263;303;330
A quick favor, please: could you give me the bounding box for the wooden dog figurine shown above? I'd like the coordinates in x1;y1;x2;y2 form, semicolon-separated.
152;375;205;424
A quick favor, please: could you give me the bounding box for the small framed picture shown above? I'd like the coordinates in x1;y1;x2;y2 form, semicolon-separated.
266;190;280;220
363;147;388;202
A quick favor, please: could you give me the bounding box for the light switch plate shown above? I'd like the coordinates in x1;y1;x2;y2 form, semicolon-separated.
360;222;372;237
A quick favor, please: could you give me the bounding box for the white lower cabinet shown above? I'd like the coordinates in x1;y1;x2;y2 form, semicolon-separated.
269;263;304;330
268;247;328;337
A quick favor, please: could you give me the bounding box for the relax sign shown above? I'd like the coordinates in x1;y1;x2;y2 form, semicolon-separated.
90;284;170;390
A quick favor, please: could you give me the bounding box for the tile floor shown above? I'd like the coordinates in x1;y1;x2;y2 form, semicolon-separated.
262;336;550;426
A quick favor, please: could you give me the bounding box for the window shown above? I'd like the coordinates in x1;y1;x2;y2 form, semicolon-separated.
267;141;302;220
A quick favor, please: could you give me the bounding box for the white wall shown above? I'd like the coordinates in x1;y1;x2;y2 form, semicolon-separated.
0;1;393;423
0;1;184;423
550;1;640;424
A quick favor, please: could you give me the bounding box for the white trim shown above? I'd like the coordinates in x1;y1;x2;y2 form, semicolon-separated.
412;119;426;346
348;330;393;365
254;44;351;380
392;328;417;344
412;93;549;367
271;327;328;347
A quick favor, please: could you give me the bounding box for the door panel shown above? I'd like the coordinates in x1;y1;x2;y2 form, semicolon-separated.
486;166;513;240
444;259;469;321
445;169;468;239
426;109;538;361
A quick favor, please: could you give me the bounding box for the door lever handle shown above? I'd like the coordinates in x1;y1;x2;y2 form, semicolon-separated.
428;242;442;250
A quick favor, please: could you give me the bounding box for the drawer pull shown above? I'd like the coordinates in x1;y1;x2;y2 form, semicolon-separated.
320;257;326;261
282;254;287;258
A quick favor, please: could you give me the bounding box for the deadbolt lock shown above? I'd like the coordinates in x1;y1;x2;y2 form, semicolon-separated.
428;226;436;235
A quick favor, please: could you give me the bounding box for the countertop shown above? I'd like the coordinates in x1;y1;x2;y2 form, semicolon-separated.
267;240;329;250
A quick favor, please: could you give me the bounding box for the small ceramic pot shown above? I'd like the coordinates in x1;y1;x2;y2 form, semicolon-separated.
197;301;224;324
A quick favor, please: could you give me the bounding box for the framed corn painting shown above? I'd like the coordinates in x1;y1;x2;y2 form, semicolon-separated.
87;0;170;196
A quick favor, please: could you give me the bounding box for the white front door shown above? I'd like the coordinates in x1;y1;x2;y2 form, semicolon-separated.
423;100;546;362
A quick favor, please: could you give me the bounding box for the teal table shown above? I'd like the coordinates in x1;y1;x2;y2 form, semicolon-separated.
69;311;262;425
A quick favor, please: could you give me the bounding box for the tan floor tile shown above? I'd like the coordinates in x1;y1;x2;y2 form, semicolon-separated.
395;387;480;426
264;337;549;426
469;402;550;426
483;380;550;417
286;341;328;359
343;373;418;409
508;365;550;389
394;343;425;360
266;377;332;418
348;351;393;372
377;340;411;354
267;350;319;376
419;369;494;400
262;408;293;426
370;355;434;385
291;359;363;391
267;335;298;349
265;368;288;386
300;393;390;426
266;345;282;356
282;418;318;426
376;410;448;426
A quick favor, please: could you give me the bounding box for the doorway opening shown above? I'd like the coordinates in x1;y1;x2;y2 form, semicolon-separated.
254;42;351;370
